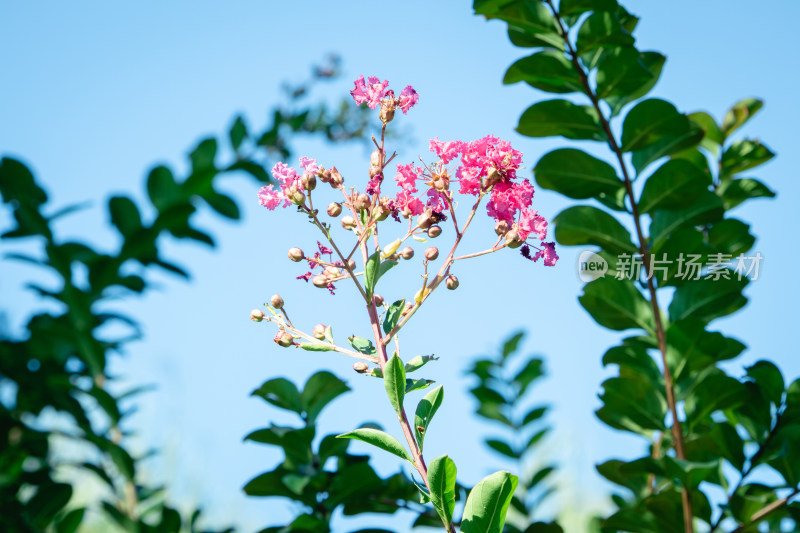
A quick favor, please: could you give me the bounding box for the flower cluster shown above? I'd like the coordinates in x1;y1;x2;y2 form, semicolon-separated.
257;75;558;279
350;75;419;116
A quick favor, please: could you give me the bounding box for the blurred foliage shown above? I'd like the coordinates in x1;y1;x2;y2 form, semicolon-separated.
475;0;798;531
0;57;371;532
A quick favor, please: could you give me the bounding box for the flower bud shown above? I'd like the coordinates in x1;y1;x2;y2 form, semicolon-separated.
432;174;449;192
301;173;317;191
288;187;305;206
288;247;304;262
417;209;434;229
270;294;284;309
369;165;382;179
318;167;332;183
383;238;403;258
312;274;329;288
414;286;430;304
494;220;510;236
370;150;384;167
341;215;357;230
427;225;442;238
446;275;459;290
380;105;395;124
327;202;342;217
329;166;344;187
273;330;293;348
373;204;389;221
324;266;341;279
373;294;384;307
347;259;356;271
424;247;439;261
399;246;414;260
353;361;369;373
505;229;523;249
313;324;327;340
354;193;371;212
250;309;265;322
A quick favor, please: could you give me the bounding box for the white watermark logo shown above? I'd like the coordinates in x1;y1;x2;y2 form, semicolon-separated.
577;250;763;283
577;250;608;282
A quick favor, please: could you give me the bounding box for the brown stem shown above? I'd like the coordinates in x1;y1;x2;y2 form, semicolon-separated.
544;1;694;531
730;487;800;533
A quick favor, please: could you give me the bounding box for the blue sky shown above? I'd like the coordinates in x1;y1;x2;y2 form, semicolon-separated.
2;1;799;530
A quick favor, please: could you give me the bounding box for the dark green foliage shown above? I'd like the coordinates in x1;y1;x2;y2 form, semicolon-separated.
475;0;793;531
244;372;441;532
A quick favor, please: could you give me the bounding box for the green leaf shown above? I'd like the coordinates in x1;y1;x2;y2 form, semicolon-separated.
721;97;763;138
596;48;659;100
666;319;746;382
405;355;437;373
414;385;444;452
405;378;435;394
579;277;654;333
364;250;380;300
477;1;562;48
251;378;304;414
648;190;724;249
55;508;85;533
559;0;619;16
204;191;240;219
523;406;548;425
575;11;634;53
717;178;775;210
621;99;703;164
554;205;636;254
507;26;565;51
108;196;143;238
384;354;406;418
534;148;623;200
486;439;518;458
690;111;724;153
146;166;182;212
337;428;413;463
0;157;48;206
348;336;376;355
517;100;605;141
383;299;406;334
504;51;583;94
428;455;458;528
720;140;775;177
669;277;749;323
638;159;712;214
597;375;667;434
514;358;544;395
229;115;248;151
605;52;665;117
377;259;398;285
461;471;519;533
746;360;784;406
302;371;350;422
189;137;217;173
707;218;755;256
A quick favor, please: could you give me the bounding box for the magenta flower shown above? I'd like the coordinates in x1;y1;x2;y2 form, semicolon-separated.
395;190;424;216
429;137;463;165
398;86;419;114
350;75;390;110
394;163;420;192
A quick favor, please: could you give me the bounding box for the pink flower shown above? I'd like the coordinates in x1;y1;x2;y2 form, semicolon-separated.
257;185;286;210
517;208;548;241
299;157;319;176
398;86;419;114
429;137;462;165
271;162;301;192
455;165;481;196
426;189;449;214
394;163;420;192
350;75;390;110
395;190;424;216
